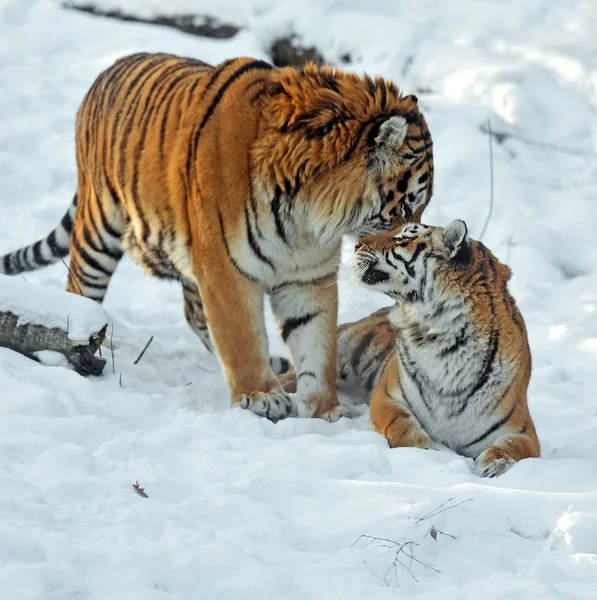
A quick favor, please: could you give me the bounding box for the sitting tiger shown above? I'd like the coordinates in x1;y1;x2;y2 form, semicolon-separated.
0;53;434;422
279;220;540;476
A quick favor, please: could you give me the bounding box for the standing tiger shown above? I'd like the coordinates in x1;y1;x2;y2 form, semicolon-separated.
0;53;434;422
281;221;540;475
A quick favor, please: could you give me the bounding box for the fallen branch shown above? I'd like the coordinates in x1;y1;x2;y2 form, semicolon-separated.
0;311;106;376
62;2;239;39
0;275;108;376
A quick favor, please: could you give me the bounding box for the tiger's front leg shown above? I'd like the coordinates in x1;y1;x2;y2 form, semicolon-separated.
196;256;294;422
270;278;353;422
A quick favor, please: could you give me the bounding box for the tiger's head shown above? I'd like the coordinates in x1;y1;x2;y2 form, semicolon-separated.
254;63;434;237
352;220;512;305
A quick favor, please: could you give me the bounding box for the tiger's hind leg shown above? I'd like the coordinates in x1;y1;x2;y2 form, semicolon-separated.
66;180;124;303
182;279;214;353
336;307;396;397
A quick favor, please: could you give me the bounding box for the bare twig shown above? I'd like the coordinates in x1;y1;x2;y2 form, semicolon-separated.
429;526;456;541
352;534;439;588
56;254;83;296
479;121;596;157
415;497;454;523
416;497;473;524
132;480;149;498
119;372;123;388
479;117;495;242
402;546;441;573
133;335;154;365
351;534;404;549
110;324;115;374
384;541;419;586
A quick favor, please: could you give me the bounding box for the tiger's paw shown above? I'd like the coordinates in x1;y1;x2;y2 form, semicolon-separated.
319;402;357;423
295;394;357;422
474;449;516;478
237;390;296;422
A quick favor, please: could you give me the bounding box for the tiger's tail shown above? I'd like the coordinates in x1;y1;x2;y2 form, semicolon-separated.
0;194;77;276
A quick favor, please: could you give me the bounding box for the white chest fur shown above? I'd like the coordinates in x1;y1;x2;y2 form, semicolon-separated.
389;301;514;457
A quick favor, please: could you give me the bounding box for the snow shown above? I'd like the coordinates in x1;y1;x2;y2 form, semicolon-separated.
0;0;596;598
0;274;108;342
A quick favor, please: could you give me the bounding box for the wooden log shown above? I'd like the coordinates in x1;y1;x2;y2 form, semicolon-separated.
0;310;107;376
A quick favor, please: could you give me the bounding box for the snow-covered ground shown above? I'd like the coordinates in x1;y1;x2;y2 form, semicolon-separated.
1;0;596;597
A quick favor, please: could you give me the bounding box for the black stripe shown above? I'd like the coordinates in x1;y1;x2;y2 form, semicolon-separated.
145;63;192;123
244;204;274;269
82;223;106;255
71;233;113;276
281;312;319;342
395;372;425;427
117;64;162;243
159;73;189;160
111;56;164;142
396;171;410;193
47;231;69;257
61;208;74;232
94;195;121;240
19;248;35;271
247;182;264;239
463;402;517;448
105;54;150;110
3;254;14;274
78;279;108;291
395;340;433;413
198;59;235;102
298;371;317;380
104;176;123;207
351;331;375;370
271;186;289;246
184;60;236;182
197;60;272;138
32;240;52;267
271;272;336;291
217;212;258;282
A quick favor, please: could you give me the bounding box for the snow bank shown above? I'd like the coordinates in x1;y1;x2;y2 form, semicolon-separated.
0;274;107;342
0;0;596;598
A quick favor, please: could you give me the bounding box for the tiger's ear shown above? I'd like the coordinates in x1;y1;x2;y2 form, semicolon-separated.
375;115;407;148
443;220;471;265
371;116;408;166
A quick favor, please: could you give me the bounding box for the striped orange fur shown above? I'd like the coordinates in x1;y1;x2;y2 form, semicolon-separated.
0;53;434;422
